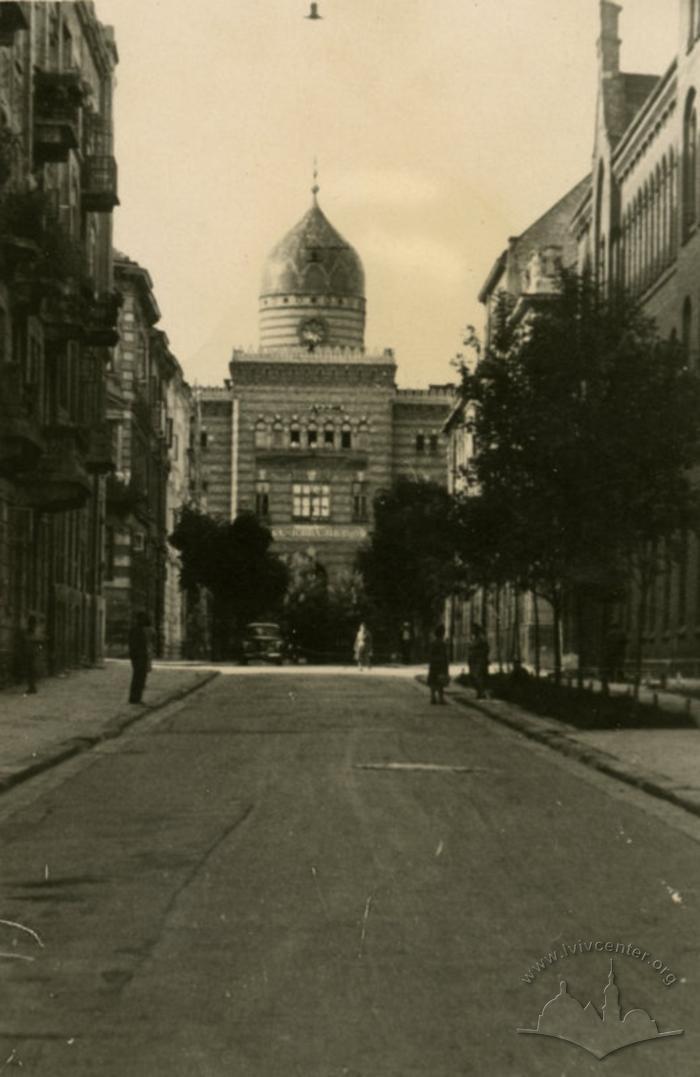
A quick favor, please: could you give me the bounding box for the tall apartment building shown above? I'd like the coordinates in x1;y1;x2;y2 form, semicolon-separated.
104;253;192;659
450;0;700;677
0;2;119;684
572;0;700;675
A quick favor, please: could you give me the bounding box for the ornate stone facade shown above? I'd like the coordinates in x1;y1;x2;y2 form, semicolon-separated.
198;191;454;583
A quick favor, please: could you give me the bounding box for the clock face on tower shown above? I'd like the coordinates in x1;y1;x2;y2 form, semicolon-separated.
298;316;328;350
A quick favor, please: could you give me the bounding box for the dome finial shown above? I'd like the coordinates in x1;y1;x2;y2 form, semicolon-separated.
312;157;320;203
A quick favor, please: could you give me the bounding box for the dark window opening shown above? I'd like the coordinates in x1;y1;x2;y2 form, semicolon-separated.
415;433;425;453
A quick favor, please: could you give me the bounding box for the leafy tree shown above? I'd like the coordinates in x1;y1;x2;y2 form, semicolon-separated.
459;273;700;685
169;507;288;659
356;477;467;651
284;553;368;662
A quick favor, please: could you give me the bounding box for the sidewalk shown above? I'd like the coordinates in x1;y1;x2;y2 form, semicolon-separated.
0;660;217;794
443;676;700;818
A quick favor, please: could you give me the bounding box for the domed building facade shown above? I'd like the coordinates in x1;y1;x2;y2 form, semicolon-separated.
195;186;455;584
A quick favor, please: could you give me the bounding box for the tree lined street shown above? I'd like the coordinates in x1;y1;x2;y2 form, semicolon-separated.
0;669;697;1074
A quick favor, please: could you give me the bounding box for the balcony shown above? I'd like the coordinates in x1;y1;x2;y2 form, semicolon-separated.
85;421;115;475
106;473;147;516
84;291;121;346
19;427;91;512
0;3;29;46
40;290;84;343
33;70;84;165
0;363;43;474
82;156;119;213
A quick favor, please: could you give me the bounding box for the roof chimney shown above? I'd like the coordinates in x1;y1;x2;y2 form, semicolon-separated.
598;2;622;76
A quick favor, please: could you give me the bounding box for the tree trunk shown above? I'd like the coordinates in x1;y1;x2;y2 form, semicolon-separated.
600;599;610;697
634;582;648;702
494;586;503;672
575;587;584;690
533;591;541;679
551;593;562;686
512;589;521;667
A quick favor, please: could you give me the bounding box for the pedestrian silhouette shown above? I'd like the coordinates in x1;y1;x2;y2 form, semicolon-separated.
428;624;449;705
354;622;372;670
128;611;151;704
22;615;39;696
468;622;490;699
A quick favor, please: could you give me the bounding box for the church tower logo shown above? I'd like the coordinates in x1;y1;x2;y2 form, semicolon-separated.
517;961;683;1060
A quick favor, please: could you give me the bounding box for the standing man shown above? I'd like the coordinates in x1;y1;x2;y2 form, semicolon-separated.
468;622;490;700
22;615;39;695
128;611;151;704
400;621;413;665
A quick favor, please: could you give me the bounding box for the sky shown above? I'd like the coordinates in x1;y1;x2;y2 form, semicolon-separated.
96;0;677;388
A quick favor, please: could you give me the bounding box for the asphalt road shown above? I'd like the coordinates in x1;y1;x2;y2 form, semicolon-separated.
0;670;698;1076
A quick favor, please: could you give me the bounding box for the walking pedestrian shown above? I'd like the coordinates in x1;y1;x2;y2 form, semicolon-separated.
468;622;490;699
428;624;450;704
128;611;151;704
22;615;39;696
400;621;413;664
353;622;373;670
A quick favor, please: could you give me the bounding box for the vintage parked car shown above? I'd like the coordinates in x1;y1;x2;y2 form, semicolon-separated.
241;622;285;665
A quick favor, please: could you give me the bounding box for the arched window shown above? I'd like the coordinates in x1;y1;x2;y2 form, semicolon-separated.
670;148;679;255
660;158;669;266
595;162;606;288
691;0;696;47
272;418;284;447
290;421;301;448
254;418;269;449
682;297;693;364
341;422;352;450
683;90;697;238
356;420;369;451
307;421;318;448
323;421;335;448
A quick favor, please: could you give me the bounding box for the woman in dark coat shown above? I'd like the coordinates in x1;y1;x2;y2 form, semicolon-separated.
427;624;449;705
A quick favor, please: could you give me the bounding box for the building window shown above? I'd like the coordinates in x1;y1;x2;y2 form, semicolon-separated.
172;433;179;461
105;526;115;582
415;433;425;453
356;421;369;450
324;423;335;447
292;482;330;520
254;419;269;449
133;531;145;554
290;424;301;448
256;483;270;519
683;91;697;238
352;482;368;522
341;425;352;450
307;423;318;448
272;420;284;447
200;430;208;449
429;434;439;454
166;417;174;448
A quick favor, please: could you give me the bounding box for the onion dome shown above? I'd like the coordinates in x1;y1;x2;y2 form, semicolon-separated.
259;185;366;353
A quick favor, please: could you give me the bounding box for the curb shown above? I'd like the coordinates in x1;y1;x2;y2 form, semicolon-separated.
0;671;219;797
443;685;700;821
